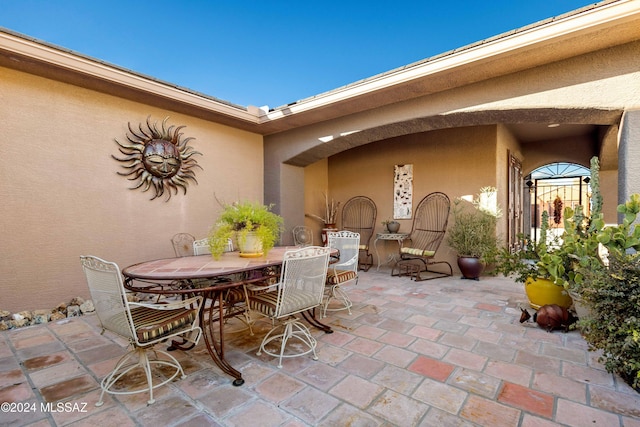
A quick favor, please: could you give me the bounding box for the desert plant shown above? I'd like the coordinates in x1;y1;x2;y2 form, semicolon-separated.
580;251;640;390
446;187;500;261
208;200;284;258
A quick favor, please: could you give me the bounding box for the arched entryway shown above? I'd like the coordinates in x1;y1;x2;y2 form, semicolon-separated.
524;162;591;243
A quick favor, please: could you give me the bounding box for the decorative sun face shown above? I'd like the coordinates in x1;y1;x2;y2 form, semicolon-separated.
112;116;202;201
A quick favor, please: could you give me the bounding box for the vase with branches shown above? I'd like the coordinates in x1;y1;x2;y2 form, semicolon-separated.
306;193;340;226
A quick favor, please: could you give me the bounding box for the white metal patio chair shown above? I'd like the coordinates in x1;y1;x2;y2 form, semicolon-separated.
193;237;233;255
79;255;202;406
323;230;360;317
243;246;330;368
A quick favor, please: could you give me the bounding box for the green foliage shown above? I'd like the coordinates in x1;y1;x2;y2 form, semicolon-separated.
446;188;500;260
597;194;640;259
496;156;605;292
580;252;640;390
208;200;284;259
492;211;552;284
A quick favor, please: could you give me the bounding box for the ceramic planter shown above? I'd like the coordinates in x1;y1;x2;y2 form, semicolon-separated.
457;256;484;280
568;290;593;320
386;221;400;233
524;277;573;309
237;231;264;257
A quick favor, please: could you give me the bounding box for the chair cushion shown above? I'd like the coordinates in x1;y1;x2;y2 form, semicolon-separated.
248;290;317;317
224;288;246;305
400;247;436;257
358;244;368;251
131;306;197;344
326;269;357;285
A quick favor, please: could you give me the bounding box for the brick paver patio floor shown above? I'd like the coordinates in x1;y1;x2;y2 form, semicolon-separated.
2;269;640;426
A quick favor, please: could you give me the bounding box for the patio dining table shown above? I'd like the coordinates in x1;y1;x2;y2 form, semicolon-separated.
122;246;334;386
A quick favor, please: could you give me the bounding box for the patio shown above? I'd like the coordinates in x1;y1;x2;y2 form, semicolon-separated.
2;270;640;427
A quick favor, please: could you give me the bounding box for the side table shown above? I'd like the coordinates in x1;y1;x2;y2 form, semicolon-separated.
374;232;410;271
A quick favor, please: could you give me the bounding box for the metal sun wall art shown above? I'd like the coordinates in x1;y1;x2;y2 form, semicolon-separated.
394;164;413;219
112;116;202;201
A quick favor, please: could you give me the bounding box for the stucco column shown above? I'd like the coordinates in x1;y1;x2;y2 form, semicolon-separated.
618;110;640;210
264;158;305;247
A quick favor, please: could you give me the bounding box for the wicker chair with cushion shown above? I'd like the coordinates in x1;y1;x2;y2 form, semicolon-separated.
323;230;360;317
341;196;377;271
244;246;331;368
79;255;202;406
391;191;453;281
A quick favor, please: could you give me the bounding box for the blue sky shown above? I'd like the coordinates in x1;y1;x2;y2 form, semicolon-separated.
1;1;597;108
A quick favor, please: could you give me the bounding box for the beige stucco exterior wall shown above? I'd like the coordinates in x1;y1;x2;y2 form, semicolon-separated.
317;126;497;272
0;66;263;312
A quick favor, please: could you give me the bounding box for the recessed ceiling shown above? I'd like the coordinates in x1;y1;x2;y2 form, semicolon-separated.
506;123;598;143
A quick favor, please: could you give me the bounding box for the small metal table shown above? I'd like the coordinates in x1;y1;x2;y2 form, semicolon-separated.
374;232;410;271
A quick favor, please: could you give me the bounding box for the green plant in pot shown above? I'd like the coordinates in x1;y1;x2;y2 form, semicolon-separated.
208;200;284;259
495;156;605;310
542;156;606;315
493;210;573;309
446;187;500;280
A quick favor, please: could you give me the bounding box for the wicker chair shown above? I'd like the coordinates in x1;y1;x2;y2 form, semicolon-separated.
244;246;330;368
171;233;195;257
391;192;453;281
341;196;377;271
79;255;202;406
323;231;360;317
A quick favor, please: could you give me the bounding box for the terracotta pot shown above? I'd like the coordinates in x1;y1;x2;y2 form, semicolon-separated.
321;224;338;246
524;277;573;309
457;256;484;280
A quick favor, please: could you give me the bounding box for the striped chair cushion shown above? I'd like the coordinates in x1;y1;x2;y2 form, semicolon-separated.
326;269;357;285
224;288;246;305
131;306;197;344
248;290;317;317
400;247;436;257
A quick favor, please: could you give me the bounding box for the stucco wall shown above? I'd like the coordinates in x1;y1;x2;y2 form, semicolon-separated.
316;126;498;272
0;67;263;312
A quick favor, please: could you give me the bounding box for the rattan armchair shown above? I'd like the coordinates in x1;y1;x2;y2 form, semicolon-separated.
391;192;453;280
341;196;376;271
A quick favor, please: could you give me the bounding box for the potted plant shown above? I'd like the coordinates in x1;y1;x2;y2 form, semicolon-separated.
541;156;605;316
208;200;284;259
381;219;401;233
495;156;607;310
493;210;574;308
446;187;500;280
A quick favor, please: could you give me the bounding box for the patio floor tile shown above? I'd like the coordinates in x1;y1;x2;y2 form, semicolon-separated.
1;271;639;426
498;382;554;419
